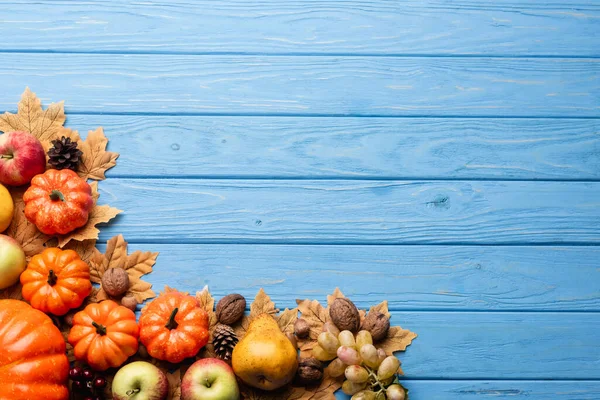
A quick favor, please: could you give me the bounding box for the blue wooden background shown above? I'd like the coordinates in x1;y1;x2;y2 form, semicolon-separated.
2;1;600;398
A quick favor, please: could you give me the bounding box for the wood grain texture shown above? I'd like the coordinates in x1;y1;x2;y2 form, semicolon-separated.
96;179;600;244
0;54;599;117
399;381;600;399
104;244;600;311
1;0;599;56
66;115;600;180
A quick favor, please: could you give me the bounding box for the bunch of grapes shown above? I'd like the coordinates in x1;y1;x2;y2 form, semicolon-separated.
312;322;407;400
68;366;106;400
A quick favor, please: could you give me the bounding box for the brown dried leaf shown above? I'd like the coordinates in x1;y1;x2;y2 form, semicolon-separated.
77;127;119;181
92;235;157;303
161;285;187;296
369;300;391;319
196;286;218;359
6;189;51;259
326;287;345;307
102;375;114;399
61;239;102;266
378;326;418;357
249;288;278;319
0;282;24;301
167;369;182;400
0;87;66;150
276;308;298;336
56;182;122;247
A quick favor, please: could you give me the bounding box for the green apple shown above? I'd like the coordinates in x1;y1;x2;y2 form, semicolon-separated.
112;361;168;400
182;358;240;400
0;234;26;289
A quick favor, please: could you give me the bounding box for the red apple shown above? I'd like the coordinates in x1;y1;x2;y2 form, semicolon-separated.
182;358;240;400
0;131;46;186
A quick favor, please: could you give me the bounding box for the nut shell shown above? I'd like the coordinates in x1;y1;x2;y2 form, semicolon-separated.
101;268;130;297
294;318;310;338
295;358;324;386
329;298;360;332
361;311;390;342
121;295;138;311
216;293;246;324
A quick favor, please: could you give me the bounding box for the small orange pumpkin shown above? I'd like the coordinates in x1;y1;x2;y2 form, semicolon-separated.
0;299;69;400
21;247;92;316
23;168;93;235
139;291;209;363
68;300;140;371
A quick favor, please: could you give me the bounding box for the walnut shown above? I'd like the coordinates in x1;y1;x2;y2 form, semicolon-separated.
361;311;390;342
294;358;324;386
121;295;138;312
216;294;246;325
101;268;130;297
329;298;360;332
294;318;310;338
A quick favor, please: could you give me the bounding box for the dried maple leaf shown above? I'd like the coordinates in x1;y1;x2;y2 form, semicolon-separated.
56;182;122;247
326;287;346;306
91;235;157;303
378;326;418;357
77;127;119;181
62;238;102;265
234;289;278;338
0;87;66;150
167;369;182;400
0;282;24;301
277;307;298;336
291;369;341;400
6;189;51;259
196;286;218;359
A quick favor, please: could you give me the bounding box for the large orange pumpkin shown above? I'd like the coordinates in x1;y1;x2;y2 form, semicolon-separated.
68;300;139;371
23;168;93;235
0;299;69;400
21;248;92;316
139;291;209;363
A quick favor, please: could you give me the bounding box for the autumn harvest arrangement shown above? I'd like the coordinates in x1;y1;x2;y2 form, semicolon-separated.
0;89;417;400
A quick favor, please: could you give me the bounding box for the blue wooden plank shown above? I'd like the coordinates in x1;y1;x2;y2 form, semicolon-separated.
378;381;600;400
1;1;599;56
95;179;600;244
0;55;599;117
107;244;600;312
64;115;600;180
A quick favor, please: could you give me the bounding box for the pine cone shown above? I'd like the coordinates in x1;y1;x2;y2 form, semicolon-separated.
47;136;83;171
213;323;238;362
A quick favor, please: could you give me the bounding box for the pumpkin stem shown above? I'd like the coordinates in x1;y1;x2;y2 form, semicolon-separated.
47;269;58;286
165;307;179;330
49;189;65;202
92;321;107;335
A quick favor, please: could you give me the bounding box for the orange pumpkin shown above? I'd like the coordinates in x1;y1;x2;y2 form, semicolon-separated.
21;248;92;316
139;291;209;363
0;299;69;400
68;300;140;371
23;168;93;235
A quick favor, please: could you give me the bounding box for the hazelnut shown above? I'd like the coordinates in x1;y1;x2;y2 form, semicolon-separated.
286;332;298;350
361;311;390;342
101;268;130;297
329;298;360;332
294;358;324;386
294;318;310;338
216;294;246;325
121;295;138;312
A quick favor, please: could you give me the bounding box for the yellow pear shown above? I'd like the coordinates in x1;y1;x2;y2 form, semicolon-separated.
232;313;298;391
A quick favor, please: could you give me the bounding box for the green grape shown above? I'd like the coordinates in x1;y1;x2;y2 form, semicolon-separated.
351;390;377;400
377;348;387;365
386;384;406;400
323;321;340;337
311;344;337;361
337;346;362;365
326;357;347;378
359;344;380;369
318;331;340;354
338;330;356;348
342;380;367;395
377;356;400;380
356;330;373;349
344;365;369;383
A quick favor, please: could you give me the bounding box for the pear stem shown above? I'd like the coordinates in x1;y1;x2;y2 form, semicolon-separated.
165;308;179;330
